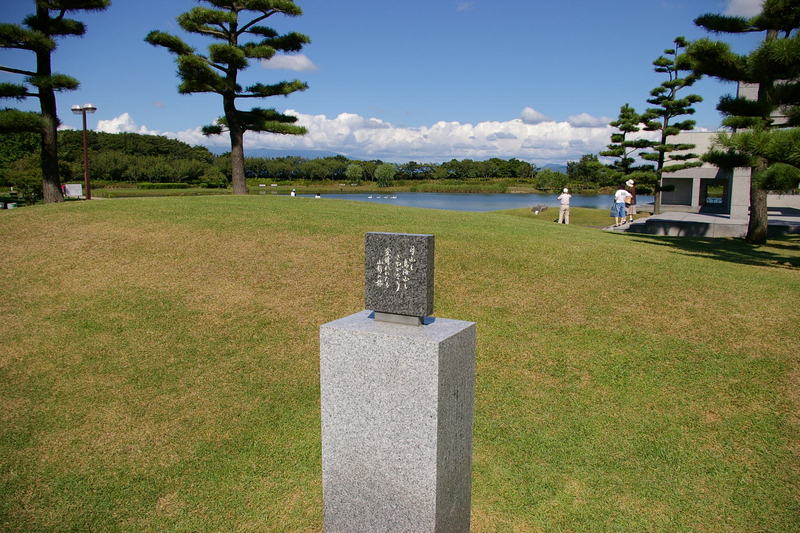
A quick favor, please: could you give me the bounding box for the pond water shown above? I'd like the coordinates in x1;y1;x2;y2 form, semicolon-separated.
295;192;654;212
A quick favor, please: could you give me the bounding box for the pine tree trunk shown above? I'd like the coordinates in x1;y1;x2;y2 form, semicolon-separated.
223;94;247;195
228;125;247;195
744;31;778;244
653;128;668;215
654;180;662;215
746;184;769;244
36;41;63;203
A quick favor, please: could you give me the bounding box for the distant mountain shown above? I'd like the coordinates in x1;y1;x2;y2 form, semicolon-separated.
209;147;343;159
541;163;568;173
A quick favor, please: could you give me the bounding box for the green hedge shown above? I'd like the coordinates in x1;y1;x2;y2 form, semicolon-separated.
137;182;191;190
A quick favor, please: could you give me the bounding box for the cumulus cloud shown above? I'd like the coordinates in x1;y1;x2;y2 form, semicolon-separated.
96;113;159;135
94;110;624;165
261;54;318;71
567;112;612;128
95;113;229;150
487;132;518;141
242;109;616;163
725;0;763;16
520;106;551;125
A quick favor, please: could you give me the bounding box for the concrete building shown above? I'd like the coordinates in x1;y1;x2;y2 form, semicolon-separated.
660;130;753;219
660;82;793;219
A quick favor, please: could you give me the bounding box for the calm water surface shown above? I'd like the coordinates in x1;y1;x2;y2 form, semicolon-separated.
297;192;654;212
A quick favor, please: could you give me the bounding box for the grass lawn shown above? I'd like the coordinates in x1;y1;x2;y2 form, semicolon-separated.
502;206;650;228
92;187;230;198
0;196;798;532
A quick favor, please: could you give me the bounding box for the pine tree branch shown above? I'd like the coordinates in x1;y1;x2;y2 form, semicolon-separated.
0;65;37;76
237;11;276;36
240;80;308;98
694;14;753;34
0;82;32;99
145;31;194;56
0;23;55;52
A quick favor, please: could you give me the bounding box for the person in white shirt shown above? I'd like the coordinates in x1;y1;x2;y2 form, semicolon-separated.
612;185;632;226
557;187;571;224
624;179;637;223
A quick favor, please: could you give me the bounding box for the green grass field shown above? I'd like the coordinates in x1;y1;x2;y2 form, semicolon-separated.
1;196;798;532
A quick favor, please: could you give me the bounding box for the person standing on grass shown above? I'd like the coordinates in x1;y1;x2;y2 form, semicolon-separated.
625;179;637;223
557;187;571;224
612;184;632;226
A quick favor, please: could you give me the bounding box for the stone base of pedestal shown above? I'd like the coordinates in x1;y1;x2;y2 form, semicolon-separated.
320;310;476;533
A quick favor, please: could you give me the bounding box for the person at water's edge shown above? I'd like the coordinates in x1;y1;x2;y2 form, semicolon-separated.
557;188;571;224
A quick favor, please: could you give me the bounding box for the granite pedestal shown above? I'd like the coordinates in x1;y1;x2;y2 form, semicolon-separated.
320;310;476;533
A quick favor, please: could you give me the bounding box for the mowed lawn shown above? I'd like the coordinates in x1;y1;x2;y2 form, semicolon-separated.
1;196;798;532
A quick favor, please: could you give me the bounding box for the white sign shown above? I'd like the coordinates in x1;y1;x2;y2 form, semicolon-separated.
64;183;83;198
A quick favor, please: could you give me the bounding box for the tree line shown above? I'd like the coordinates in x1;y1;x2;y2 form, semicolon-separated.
1;130;550;189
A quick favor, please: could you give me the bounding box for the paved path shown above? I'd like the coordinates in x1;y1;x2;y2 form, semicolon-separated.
604;207;800;237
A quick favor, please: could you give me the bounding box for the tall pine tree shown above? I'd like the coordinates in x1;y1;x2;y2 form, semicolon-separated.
687;0;800;243
640;37;704;215
600;104;654;185
0;0;109;203
146;0;310;195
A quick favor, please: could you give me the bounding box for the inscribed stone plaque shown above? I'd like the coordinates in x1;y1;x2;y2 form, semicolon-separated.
364;232;434;318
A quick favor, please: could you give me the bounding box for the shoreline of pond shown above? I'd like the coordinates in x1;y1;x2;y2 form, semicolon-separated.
285;191;655;212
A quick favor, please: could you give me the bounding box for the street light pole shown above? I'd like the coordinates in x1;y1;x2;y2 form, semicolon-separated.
71;103;97;200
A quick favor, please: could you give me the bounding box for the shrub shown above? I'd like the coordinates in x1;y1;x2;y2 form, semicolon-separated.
6;156;43;205
375;163;396;187
199;168;228;188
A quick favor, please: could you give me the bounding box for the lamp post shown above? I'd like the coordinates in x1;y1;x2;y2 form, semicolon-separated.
71;103;97;200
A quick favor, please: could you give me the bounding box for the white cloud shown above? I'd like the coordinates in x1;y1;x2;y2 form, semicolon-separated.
93;110;625;165
261;54;318;72
243;109;616;164
520;106;551;125
487;132;518;141
95;113;230;150
456;2;476;12
567;112;612;128
96;113;158;135
725;0;763;16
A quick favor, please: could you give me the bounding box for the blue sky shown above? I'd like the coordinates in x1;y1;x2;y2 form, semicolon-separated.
1;0;765;164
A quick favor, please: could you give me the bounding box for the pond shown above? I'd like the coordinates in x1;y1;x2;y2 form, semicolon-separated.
295;192;654;212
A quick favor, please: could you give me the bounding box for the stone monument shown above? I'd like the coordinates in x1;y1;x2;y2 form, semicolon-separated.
320;232;476;533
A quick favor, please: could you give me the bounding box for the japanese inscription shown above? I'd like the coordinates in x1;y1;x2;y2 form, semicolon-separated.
365;232;434;318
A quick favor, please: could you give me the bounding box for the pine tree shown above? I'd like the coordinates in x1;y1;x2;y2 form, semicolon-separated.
599;104;654;185
640;37;704;215
146;0;310;195
0;0;109;203
687;0;800;243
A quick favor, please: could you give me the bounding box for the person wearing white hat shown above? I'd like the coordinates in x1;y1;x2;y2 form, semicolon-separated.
624;179;637;223
557;187;572;224
612;183;632;226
